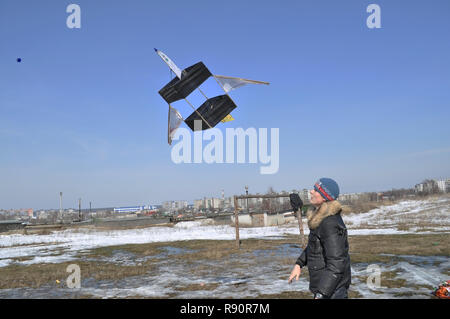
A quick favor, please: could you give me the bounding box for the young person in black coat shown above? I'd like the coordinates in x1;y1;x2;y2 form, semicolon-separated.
288;178;351;299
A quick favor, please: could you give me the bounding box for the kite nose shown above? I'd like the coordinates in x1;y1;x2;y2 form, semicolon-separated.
154;48;158;52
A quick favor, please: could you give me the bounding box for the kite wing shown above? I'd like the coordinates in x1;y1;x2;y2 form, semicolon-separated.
213;75;270;93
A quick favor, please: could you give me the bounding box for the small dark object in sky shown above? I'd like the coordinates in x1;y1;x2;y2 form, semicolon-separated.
17;58;22;63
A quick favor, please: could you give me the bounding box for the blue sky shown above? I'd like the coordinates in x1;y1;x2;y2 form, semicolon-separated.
1;0;449;209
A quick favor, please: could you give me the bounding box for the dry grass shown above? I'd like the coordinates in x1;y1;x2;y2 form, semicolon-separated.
256;289;363;299
341;200;395;215
347;233;449;260
88;243;163;258
0;260;157;289
379;270;408;289
256;290;312;299
1;233;448;296
177;283;220;291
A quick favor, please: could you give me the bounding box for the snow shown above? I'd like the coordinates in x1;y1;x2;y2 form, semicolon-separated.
0;197;448;298
342;197;450;232
0;197;449;268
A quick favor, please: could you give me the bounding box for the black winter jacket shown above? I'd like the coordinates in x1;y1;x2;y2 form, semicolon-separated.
295;201;351;297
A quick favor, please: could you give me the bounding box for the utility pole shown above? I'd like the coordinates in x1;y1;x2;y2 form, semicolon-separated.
78;198;82;221
59;192;63;217
245;186;249;214
89;201;92;215
233;195;240;249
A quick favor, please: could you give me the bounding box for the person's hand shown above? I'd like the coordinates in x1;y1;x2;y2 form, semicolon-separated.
288;264;301;284
289;194;303;212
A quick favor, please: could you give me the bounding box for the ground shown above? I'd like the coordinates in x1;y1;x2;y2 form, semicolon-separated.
0;196;448;298
0;233;448;298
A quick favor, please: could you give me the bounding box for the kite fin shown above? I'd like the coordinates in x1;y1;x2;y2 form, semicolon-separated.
168;105;184;145
221;114;235;123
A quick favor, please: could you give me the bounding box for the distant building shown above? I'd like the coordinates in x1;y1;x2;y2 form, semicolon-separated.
436;180;447;193
162;201;188;212
114;206;145;213
415;179;448;194
194;199;204;210
415;183;424;193
339;193;362;202
300;189;311;202
194;198;222;211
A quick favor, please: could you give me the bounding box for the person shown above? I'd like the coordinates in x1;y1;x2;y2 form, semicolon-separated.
288;178;351;299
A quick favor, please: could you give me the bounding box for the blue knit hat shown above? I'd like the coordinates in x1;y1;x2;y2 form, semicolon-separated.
314;178;340;201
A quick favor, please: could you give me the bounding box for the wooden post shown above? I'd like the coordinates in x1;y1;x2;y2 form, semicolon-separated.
233;195;240;249
297;210;306;249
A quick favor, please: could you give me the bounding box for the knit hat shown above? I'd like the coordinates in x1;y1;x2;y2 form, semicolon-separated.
314;178;340;201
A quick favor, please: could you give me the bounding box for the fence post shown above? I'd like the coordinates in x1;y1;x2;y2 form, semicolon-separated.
234;195;240;249
297;210;305;249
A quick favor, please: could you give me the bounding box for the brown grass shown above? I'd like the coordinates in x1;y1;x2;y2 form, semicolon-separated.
256;291;312;299
342;200;395;215
177;283;220;291
1;233;448;296
0;260;157;289
347;233;449;259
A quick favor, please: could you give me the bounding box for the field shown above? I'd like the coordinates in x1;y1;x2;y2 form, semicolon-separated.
0;195;449;299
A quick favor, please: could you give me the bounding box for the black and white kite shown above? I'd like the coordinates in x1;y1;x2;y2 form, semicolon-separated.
155;49;269;144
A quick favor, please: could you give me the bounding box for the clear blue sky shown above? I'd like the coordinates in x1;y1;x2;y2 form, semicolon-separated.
1;0;449;209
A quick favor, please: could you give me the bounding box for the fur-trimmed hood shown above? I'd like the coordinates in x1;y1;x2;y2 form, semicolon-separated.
306;200;342;230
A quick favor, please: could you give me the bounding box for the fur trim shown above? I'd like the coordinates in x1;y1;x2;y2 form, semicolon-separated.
306;201;342;230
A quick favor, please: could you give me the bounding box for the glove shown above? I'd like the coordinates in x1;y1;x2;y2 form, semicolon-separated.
289;193;303;212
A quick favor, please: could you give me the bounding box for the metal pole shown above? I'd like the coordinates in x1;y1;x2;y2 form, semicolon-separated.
233;195;240;249
59;192;63;216
78;198;81;221
245;186;249;215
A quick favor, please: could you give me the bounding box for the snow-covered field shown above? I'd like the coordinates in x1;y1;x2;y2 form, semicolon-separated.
343;196;450;233
0;196;448;299
1;196;449;267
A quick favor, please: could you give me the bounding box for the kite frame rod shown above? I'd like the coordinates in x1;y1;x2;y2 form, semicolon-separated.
182;97;213;129
197;84;233;124
168;70;213;130
196;87;209;100
212;76;240;115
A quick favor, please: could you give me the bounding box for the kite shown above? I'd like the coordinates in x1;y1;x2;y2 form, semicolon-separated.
155;49;269;144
